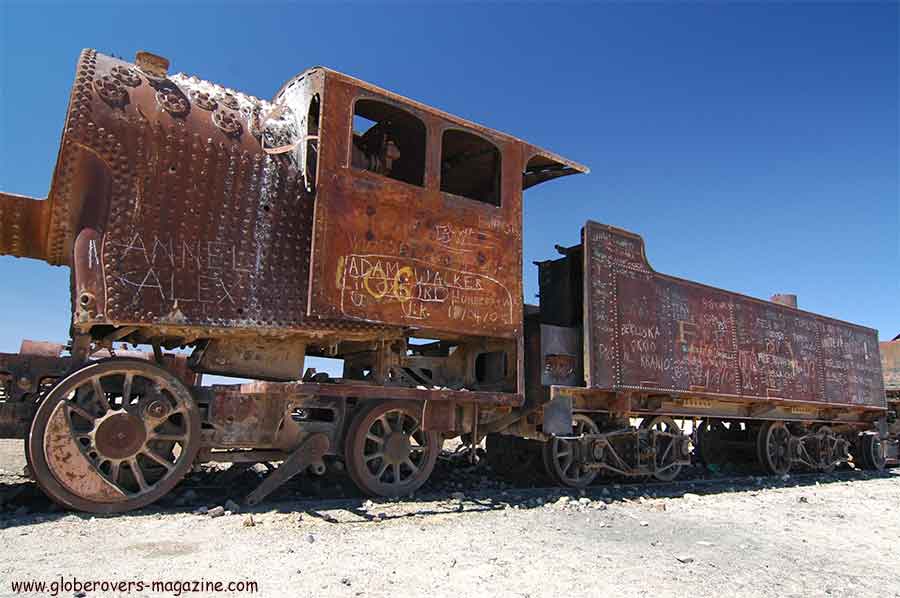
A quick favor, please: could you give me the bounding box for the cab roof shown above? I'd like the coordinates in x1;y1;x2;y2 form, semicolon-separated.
277;67;589;189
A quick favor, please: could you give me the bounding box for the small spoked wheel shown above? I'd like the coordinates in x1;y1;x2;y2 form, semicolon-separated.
543;414;599;488
345;400;440;497
756;421;792;476
28;358;200;513
813;425;838;473
856;433;887;471
641;416;684;482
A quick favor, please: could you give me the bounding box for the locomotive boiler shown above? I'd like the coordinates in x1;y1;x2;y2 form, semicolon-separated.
0;49;893;513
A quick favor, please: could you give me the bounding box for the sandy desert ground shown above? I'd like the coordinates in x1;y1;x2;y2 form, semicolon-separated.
1;439;898;598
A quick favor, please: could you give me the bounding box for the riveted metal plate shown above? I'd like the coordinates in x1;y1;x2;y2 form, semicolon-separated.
583;220;885;409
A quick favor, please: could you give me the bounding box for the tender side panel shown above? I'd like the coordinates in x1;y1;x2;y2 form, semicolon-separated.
583;221;885;408
733;301;820;402
306;75;523;338
881;340;900;394
817;323;884;406
614;275;740;396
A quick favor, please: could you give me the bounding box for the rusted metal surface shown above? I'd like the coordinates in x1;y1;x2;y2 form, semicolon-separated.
770;294;798;308
540;325;580;387
43;402;129;504
27;359;201;513
880;338;900;397
0;50;586;350
581;221;885;410
19;340;66;357
537;249;582;327
0;192;51;261
421;400;458;432
0;341;199;440
73;50;317;333
244;432;329;506
304;72;527;339
190;338;306;381
0;402;38;439
233;380;524;407
0;350;73;403
201;386;345;452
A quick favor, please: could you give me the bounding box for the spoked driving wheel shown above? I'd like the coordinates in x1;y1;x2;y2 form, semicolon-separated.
28;358;200;513
756;421;792;476
345;400;440;497
543;414;600;488
641;416;684;481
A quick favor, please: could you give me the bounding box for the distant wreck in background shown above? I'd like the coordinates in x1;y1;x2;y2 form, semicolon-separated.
0;49;895;513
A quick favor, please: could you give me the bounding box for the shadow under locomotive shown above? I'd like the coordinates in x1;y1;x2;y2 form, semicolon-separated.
1;454;895;530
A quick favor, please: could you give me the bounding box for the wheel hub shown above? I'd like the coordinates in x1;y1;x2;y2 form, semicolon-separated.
384;432;411;463
94;413;146;460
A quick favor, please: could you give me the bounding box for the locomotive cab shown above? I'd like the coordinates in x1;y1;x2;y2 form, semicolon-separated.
265;67;589;394
279;67;588;338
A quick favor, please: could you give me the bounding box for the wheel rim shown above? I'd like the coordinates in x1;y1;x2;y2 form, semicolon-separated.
29;359;199;512
347;402;439;496
642;416;683;481
363;409;428;486
869;435;886;469
760;422;791;475
547;414;599;488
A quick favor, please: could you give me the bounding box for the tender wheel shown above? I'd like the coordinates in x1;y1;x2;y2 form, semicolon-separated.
27;358;200;513
542;413;599;488
756;421;792;476
641;416;684;481
486;433;545;484
344;400;440;497
856;433;887;471
696;419;727;466
813;425;839;473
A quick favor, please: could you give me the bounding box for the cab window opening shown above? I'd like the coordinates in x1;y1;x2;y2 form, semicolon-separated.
440;129;501;206
305;94;320;191
350;98;426;187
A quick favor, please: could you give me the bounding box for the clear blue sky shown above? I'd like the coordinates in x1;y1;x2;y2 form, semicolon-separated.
1;2;897;360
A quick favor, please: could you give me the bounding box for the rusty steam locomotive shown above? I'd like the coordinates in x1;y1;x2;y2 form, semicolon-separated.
0;50;895;513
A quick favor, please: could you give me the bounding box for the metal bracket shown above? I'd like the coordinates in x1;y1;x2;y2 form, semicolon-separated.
244;433;329;506
542;394;573;436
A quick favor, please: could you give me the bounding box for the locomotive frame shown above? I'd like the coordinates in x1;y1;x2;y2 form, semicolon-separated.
0;49;894;513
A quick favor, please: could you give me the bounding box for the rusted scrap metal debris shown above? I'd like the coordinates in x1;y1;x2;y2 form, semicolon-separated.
0;48;895;514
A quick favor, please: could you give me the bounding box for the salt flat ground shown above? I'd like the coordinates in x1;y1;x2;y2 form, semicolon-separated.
0;439;898;598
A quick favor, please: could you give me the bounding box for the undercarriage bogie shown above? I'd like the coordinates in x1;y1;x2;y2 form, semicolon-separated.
9;340;525;511
3;344;897;513
529;413;873;487
544;413;692;484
